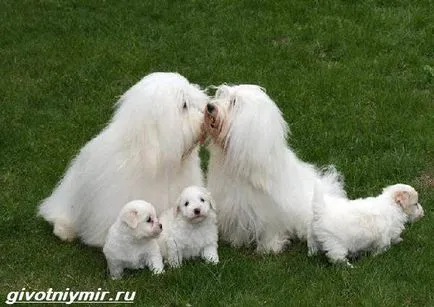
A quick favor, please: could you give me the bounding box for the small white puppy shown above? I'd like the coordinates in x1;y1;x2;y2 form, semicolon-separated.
311;184;424;266
158;186;219;268
103;200;164;279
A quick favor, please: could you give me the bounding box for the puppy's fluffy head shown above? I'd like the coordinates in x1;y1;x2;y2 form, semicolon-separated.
119;200;162;238
114;72;209;172
176;186;216;224
204;84;288;176
383;184;424;222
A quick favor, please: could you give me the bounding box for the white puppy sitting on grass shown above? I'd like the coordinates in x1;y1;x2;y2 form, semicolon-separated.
158;186;219;268
311;184;424;266
103;200;164;279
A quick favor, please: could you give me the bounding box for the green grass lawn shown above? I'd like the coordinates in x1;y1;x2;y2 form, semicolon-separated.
1;0;433;306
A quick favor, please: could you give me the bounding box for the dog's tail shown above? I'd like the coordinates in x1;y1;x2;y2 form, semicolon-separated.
319;165;346;198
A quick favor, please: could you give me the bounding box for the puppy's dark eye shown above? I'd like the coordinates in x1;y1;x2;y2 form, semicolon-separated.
184;201;189;207
200;198;205;202
230;97;236;107
146;217;152;223
183;102;187;110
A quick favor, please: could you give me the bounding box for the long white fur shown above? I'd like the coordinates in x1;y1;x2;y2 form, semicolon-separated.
205;85;346;253
311;183;424;266
158;186;219;267
38;72;208;247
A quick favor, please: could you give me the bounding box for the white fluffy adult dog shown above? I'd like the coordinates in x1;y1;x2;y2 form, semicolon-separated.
103;200;164;279
38;72;208;247
158;186;219;267
204;84;346;254
311;184;424;266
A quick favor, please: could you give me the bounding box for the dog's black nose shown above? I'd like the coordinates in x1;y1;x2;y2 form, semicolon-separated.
194;208;201;215
159;223;163;230
206;103;215;113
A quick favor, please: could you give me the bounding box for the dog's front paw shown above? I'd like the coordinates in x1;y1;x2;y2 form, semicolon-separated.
308;245;319;257
110;273;123;280
107;262;124;280
202;246;219;264
168;259;181;269
205;255;219;264
152;267;165;275
392;237;403;244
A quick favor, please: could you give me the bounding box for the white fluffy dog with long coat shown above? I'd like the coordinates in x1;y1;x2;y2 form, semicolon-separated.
204;84;346;253
38;72;208;247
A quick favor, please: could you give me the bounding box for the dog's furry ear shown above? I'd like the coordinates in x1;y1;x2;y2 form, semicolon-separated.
174;195;182;216
121;209;139;229
198;187;216;211
394;191;410;208
208;193;217;211
174;206;180;216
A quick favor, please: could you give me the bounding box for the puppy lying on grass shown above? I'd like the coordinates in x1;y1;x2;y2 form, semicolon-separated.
311;184;424;266
103;200;164;279
158;186;219;268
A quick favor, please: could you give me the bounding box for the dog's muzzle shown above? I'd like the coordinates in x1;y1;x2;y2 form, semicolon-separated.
205;103;217;127
206;103;215;113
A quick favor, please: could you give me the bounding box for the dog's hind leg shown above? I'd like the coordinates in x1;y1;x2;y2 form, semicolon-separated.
166;240;182;268
325;246;352;267
107;260;124;280
53;218;76;242
307;228;320;256
256;232;289;254
391;236;403;244
148;253;165;274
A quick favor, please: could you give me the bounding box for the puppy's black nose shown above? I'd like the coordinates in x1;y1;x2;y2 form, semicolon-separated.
159;223;163;230
206;103;215;113
194;208;201;215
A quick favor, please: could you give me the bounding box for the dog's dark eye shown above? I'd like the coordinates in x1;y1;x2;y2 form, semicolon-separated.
184;201;189;207
146;217;152;223
183;102;187;110
200;198;205;202
230;97;236;107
